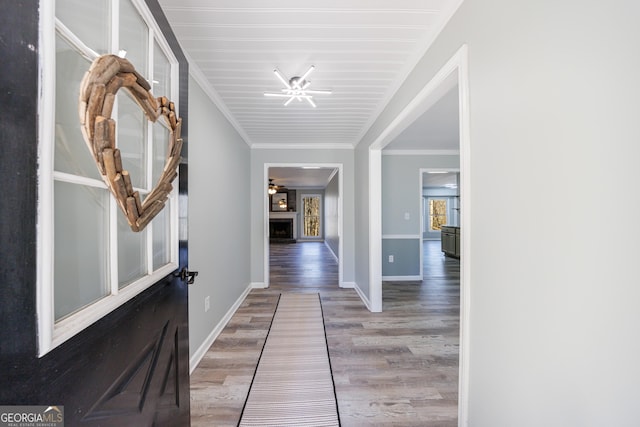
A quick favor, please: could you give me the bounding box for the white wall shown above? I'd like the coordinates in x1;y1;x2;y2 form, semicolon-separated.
250;148;354;287
188;75;251;361
356;0;640;425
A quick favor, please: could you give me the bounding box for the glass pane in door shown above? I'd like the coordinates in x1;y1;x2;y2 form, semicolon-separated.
54;181;110;320
56;0;110;54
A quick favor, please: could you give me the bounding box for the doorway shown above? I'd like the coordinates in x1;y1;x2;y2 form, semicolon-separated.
368;45;471;422
263;164;344;288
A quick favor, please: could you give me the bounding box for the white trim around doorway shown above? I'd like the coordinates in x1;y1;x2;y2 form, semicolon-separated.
367;44;471;426
263;163;345;288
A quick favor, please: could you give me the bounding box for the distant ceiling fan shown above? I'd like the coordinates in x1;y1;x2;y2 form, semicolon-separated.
268;178;278;195
264;65;331;108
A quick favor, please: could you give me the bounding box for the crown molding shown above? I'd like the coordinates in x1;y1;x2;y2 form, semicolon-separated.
187;54;253;147
251;143;354;150
382;149;459;156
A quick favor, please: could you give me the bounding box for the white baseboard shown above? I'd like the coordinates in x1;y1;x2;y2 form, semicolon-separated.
250;282;267;289
340;281;355;289
352;282;373;312
189;283;252;374
382;275;423;281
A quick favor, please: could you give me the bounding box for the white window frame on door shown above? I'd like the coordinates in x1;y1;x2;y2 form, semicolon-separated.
37;0;180;356
300;193;323;239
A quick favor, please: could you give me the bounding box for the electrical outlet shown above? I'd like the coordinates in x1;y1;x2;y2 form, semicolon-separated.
404;212;410;220
205;296;210;312
388;255;394;263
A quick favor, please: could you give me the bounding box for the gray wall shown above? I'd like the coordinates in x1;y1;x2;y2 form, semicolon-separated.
356;0;640;425
382;238;420;277
382;154;459;234
188;76;251;358
250;149;354;286
381;154;459;277
353;145;370;299
324;172;340;258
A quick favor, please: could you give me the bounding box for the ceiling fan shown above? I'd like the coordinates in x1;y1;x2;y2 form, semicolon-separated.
264;65;332;108
268;179;278;195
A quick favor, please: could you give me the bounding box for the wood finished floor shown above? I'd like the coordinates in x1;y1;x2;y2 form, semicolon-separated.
190;241;460;426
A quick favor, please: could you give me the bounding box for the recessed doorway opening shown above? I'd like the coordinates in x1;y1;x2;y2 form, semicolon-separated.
368;45;471;424
263;163;343;288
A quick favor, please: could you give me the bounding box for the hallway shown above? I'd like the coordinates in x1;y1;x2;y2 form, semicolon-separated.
190;241;460;426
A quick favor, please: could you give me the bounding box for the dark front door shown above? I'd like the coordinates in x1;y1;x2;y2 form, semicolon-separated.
39;272;190;426
0;2;192;425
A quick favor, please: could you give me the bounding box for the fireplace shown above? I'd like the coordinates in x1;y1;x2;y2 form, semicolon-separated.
269;218;295;243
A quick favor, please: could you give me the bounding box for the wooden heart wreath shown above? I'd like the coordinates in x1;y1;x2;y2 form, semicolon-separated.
78;54;182;232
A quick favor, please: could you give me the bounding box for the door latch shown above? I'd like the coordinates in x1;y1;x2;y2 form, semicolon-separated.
176;267;198;284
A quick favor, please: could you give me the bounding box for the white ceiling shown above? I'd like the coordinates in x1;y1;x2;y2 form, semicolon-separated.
158;0;463;148
269;167;336;189
423;171;458;188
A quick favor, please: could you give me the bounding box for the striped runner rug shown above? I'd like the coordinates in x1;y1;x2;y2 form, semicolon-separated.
238;293;340;427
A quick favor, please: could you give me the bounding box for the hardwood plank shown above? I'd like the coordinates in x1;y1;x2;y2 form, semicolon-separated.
190;241;460;426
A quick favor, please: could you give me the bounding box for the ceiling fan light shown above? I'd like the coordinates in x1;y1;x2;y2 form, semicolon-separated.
266;65;330;107
268;178;278;195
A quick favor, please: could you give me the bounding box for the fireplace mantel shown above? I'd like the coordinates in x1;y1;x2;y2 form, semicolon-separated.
269;212;299;240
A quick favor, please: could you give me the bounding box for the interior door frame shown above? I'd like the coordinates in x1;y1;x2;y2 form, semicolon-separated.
368;44;471;425
263;163;344;288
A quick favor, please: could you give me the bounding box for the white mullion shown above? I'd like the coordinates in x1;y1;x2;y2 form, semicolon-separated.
111;0;119;55
109;0;120;295
146;27;154;192
170;55;179;265
37;0;56;357
53;171;108;188
109;185;119;295
171;55;179;114
171;43;180;264
55;18;99;61
145;27;155;275
171;188;179;264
